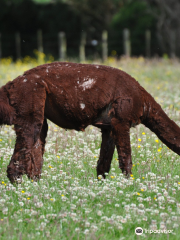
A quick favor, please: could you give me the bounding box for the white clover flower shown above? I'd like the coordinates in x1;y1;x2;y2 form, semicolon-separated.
172;216;177;221
154;209;159;214
40;222;46;229
91;225;98;232
19;202;24;206
121;218;127;223
90;192;96;198
124;205;130;211
31;210;38;216
85;222;90;227
89;180;93;185
44;194;50;199
173;223;179;228
166;219;171;224
35;202;43;208
138;203;144;209
150;224;157;230
75;228;80;232
137;209;145;215
97;210;102;216
130;203;136;208
2;207;8;214
160;221;166;229
103;186;109;191
163;191;168;197
137;197;143;202
84;229;89;235
177;203;180;208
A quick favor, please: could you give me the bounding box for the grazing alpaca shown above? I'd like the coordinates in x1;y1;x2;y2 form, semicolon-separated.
0;62;180;183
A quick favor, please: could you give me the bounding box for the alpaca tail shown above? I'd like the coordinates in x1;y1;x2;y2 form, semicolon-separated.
142;92;180;155
0;85;15;125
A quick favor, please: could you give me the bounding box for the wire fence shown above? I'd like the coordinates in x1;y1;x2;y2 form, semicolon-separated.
0;29;152;62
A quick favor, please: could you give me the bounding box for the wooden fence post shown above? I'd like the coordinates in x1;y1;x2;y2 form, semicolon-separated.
169;30;176;58
15;32;21;60
37;29;43;53
79;32;86;62
123;28;131;57
102;30;108;62
58;32;67;61
0;33;2;60
145;30;151;58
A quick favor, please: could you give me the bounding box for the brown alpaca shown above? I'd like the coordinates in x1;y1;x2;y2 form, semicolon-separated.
0;62;180;183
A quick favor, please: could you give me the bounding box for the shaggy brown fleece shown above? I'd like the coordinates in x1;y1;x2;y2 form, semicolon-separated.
0;62;180;183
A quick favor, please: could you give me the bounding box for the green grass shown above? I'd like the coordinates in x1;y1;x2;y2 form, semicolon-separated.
0;57;180;239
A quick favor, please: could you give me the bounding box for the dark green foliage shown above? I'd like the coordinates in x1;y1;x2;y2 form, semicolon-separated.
0;0;158;59
0;0;81;59
109;0;156;57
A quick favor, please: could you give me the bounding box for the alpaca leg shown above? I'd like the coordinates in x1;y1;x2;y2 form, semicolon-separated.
111;118;132;176
40;118;48;155
97;129;115;178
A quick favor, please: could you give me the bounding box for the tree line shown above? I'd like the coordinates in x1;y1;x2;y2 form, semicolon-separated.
0;0;179;60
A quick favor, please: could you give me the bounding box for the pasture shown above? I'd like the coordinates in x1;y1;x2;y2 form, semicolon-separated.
0;56;180;239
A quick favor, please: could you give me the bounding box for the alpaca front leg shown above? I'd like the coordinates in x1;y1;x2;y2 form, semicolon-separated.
97;129;115;178
111;118;132;176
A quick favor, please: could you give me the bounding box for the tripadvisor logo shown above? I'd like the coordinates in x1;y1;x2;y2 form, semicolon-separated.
135;227;143;235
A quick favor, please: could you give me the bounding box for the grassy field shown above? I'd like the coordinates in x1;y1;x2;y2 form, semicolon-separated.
0;56;180;239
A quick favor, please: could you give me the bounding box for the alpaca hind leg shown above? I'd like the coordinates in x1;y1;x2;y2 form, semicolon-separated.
111;118;132;176
97;129;115;178
40;118;48;155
